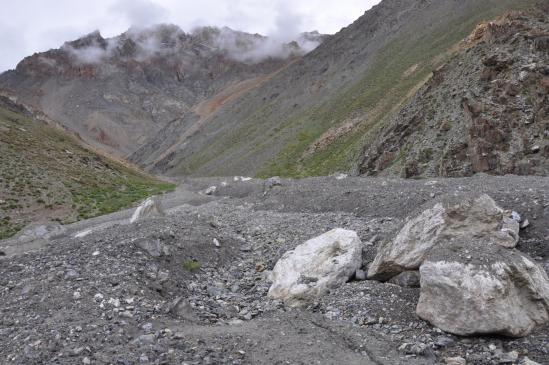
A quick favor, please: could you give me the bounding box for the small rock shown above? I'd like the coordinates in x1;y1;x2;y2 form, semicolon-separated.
388;271;420;287
168;297;197;321
74;229;92;238
71;347;85;356
139;354;149;362
520;357;541;365
108;298;120;307
445;357;466;365
82;357;91;365
135;238;169;257
498;351;519;364
204;186;217;195
120;311;133;318
92;251;100;256
130;197;165;223
137;334;155;344
354;269;367;281
213;238;220;247
511;211;521;222
520;219;530;229
435;336;455;348
519;70;529;81
64;269;79;280
73;291;82;300
255;262;266;272
531;145;540;153
94;293;104;302
266;176;282;188
142;323;153;332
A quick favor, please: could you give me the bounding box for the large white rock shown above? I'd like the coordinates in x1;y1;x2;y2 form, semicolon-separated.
417;241;549;337
368;194;519;280
130;197;165;223
267;228;362;307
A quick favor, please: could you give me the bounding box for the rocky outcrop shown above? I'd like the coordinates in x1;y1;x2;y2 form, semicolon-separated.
368;194;519;280
130;197;165;223
268;228;362;307
360;8;549;178
417;240;549;337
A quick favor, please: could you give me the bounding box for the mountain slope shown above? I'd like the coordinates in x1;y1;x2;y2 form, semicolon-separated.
0;26;319;158
129;0;542;178
0;94;173;239
359;6;549;177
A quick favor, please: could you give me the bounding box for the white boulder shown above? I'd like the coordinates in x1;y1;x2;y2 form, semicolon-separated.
204;186;217;195
416;240;549;337
268;228;362;307
368;194;520;280
130;197;165;223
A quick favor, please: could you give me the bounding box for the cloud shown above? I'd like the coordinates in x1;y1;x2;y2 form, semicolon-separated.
0;0;380;72
109;0;169;27
61;24;323;66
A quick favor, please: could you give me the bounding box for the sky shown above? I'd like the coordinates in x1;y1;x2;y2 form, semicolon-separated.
0;0;381;72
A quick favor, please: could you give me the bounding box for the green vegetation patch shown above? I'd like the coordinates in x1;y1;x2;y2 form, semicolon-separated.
183;260;201;272
0;103;175;239
258;0;540;177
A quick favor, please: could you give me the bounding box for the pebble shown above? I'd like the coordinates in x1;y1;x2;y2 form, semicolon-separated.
137;334;156;344
520;357;541;365
445;357;466;365
354;269;367;281
142;323;153;332
498;351;519;364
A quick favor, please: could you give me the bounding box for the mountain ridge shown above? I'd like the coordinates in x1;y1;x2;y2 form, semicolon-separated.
126;0;543;178
0;24;323;158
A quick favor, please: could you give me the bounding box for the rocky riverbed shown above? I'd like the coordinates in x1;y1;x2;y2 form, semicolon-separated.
1;175;548;365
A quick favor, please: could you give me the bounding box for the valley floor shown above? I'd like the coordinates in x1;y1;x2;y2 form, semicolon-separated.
1;175;548;364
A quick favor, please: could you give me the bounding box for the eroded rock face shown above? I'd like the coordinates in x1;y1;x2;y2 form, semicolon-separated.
130;197;165;223
417;241;549;337
368;194;519;280
268;228;362;307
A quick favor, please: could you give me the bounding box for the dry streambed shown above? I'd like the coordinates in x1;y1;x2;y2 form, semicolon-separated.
1;175;548;364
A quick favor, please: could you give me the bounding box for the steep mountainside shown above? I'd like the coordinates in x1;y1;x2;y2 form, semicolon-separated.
127;0;542;178
0;26;319;157
0;94;173;239
359;6;549;178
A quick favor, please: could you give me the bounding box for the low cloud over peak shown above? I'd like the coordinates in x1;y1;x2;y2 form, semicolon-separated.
59;24;326;66
0;0;379;71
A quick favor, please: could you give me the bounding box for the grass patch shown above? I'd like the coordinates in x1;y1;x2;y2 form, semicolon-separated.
182;260;201;272
259;0;539;177
0;100;175;239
